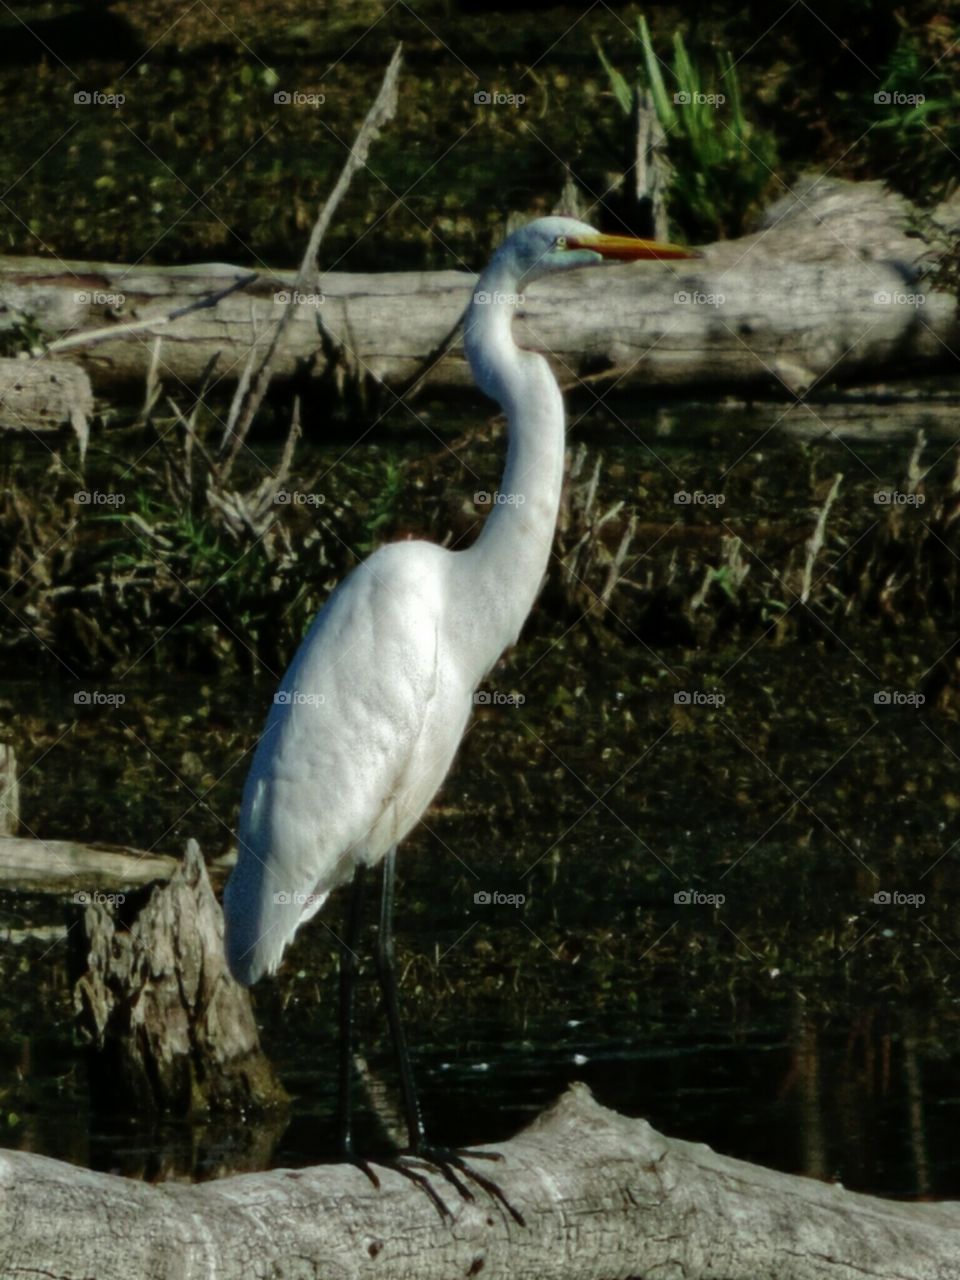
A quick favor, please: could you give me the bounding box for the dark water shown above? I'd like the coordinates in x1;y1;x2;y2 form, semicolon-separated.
3;387;960;1198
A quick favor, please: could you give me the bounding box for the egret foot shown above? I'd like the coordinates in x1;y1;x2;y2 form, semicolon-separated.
360;1152;456;1219
344;1155;381;1191
401;1146;525;1227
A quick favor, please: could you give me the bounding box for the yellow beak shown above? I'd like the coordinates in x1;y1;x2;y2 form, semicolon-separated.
567;232;701;261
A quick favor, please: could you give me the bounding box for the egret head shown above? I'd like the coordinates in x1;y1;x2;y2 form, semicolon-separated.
466;216;699;401
492;216;698;288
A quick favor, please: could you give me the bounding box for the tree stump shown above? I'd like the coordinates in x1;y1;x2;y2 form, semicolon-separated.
71;838;287;1115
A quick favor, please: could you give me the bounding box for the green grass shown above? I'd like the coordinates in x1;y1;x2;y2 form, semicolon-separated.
596;14;779;241
867;27;959;199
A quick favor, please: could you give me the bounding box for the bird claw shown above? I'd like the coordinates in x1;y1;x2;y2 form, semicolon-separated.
368;1152;457;1220
447;1146;503;1162
402;1147;526;1227
351;1145;524;1225
345;1156;382;1190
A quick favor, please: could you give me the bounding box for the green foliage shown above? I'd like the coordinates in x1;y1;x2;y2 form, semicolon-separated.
0;416;426;675
868;28;959;199
358;459;405;551
92;490;295;662
596;15;779;241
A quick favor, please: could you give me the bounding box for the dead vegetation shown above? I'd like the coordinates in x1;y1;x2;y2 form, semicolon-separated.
3;408;959;691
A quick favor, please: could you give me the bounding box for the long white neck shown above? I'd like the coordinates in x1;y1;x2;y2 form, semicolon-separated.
455;258;566;682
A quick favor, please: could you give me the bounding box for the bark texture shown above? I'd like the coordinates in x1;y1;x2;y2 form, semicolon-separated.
1;1085;959;1280
0;356;91;451
70;839;287;1114
0;745;18;836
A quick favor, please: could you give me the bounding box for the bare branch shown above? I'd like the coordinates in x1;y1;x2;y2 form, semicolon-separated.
218;43;404;482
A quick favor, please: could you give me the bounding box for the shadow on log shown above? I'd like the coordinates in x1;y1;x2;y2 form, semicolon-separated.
70;839;287;1115
2;1084;960;1279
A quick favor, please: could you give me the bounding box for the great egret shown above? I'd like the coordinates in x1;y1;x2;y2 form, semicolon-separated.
223;216;696;1178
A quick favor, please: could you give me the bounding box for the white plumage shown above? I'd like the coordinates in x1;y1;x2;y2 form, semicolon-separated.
225;542;469;981
223;216;696;987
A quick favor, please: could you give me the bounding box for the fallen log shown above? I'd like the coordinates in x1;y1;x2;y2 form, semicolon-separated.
0;356;91;455
0;835;232;895
0;744;17;836
2;1084;959;1280
0;178;955;403
766;386;960;441
0;834;185;895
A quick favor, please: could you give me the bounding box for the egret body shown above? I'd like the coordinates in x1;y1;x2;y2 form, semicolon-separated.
223;217;697;1153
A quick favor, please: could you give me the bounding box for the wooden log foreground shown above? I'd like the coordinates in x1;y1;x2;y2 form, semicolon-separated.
2;1083;960;1280
4;836;960;1276
0;177;956;403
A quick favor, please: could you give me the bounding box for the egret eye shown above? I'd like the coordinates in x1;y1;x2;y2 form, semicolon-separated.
555;235;567;250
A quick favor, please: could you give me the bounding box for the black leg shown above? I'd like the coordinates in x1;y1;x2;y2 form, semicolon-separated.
368;847;525;1226
375;846;427;1151
338;863;366;1159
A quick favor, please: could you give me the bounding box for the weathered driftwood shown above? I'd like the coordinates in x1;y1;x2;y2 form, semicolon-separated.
0;833;180;894
0;178;955;402
0;922;71;946
769;389;960;441
71;838;287;1114
2;1084;959;1280
0;744;17;836
0;355;91;453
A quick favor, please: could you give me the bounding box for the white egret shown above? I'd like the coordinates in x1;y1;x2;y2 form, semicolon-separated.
223;217;697;1181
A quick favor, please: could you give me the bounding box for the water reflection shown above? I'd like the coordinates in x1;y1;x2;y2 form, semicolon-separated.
6;987;959;1197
